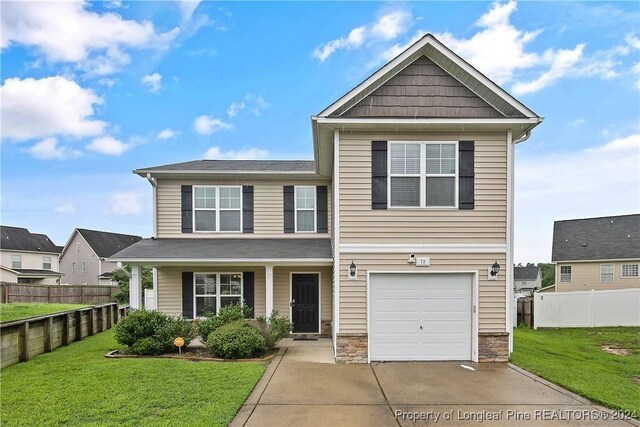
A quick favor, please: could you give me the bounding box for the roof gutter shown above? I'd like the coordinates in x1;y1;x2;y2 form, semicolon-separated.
513;130;532;144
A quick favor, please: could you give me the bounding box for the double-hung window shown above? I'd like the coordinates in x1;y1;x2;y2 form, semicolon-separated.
11;255;21;269
194;273;243;318
600;264;613;282
82;261;88;273
295;186;316;232
389;142;457;208
72;261;76;273
560;265;572;282
42;256;52;270
193;186;242;232
622;264;639;278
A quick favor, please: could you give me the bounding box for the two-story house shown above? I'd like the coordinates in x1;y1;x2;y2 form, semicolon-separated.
59;228;142;285
111;34;543;363
0;225;63;284
513;265;541;298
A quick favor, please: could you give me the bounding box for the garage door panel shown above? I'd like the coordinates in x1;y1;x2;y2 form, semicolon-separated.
370;273;473;361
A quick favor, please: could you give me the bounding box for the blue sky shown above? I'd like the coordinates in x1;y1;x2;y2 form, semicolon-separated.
1;1;639;263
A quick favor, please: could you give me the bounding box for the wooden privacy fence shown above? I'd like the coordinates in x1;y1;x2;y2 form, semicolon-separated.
1;303;128;369
0;282;118;304
517;297;534;328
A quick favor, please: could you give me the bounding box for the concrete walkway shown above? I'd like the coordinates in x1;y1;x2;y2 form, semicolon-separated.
232;339;639;427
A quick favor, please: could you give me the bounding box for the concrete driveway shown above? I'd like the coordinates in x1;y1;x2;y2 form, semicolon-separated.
232;339;639;427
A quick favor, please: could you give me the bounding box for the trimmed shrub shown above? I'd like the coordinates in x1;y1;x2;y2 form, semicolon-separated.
206;320;265;359
254;311;292;351
198;302;252;343
114;309;195;355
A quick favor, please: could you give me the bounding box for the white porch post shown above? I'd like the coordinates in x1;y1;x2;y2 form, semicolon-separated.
129;264;142;309
265;264;274;316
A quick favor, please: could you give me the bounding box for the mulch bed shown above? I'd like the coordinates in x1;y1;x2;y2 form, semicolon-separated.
105;348;275;363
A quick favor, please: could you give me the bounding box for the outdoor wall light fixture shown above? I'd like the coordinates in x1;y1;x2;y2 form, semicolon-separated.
488;260;501;280
348;261;358;280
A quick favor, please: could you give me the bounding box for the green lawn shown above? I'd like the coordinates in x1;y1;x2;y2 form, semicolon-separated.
0;330;266;427
0;303;89;322
511;327;640;417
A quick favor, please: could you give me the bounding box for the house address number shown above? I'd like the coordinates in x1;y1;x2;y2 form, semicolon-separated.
416;257;430;267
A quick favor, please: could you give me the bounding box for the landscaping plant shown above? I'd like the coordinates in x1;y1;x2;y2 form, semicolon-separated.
254;310;292;351
113;309;195;355
198;302;252;342
206;320;266;359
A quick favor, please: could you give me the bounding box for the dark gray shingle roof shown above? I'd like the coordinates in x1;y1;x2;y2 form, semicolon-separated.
514;266;539;281
110;238;332;261
77;229;143;258
13;269;63;276
552;214;640;262
134;160;316;174
1;226;60;253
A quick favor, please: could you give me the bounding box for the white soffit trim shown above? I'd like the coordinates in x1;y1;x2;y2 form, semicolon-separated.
106;258;334;264
316;33;538;119
316;118;540;125
340;243;507;253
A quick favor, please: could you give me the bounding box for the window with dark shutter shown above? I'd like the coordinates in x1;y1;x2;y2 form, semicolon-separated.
283;186;295;233
458;141;475;210
371;141;388;209
182;272;194;318
243;271;255;318
242;186;254;233
316;186;328;233
181;186;193;233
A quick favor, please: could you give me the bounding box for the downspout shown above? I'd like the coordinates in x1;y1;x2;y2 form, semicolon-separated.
146;173;157;238
513;130;531;145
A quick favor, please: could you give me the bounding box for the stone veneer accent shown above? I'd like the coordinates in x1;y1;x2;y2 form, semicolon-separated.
478;332;509;362
335;333;368;363
321;320;332;338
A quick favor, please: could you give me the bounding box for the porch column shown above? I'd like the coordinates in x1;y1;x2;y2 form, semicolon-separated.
265;264;274;316
129;264;142;309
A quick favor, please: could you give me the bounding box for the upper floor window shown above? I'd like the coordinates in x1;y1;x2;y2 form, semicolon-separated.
42;256;52;270
11;255;21;269
560;265;572;282
622;264;639;278
76;243;81;254
82;261;88;273
600;264;613;282
193;186;242;232
295;186;316;232
194;273;243;318
389;142;457;208
72;261;76;273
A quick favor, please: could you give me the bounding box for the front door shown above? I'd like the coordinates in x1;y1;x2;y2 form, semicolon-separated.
291;273;319;333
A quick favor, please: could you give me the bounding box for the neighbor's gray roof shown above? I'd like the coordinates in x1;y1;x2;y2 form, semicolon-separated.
110;238;332;261
134;160;317;175
552;214;640;262
14;269;63;277
1;226;60;253
514;266;540;281
76;228;142;258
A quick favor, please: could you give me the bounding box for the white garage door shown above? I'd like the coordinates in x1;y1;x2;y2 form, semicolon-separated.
370;273;473;361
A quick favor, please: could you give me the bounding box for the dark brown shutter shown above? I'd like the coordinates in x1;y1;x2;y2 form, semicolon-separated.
458;141;475;210
242;186;254;233
371;141;388;209
283;186;295;233
243;271;255;318
316;186;328;233
181;186;193;233
182;272;194;318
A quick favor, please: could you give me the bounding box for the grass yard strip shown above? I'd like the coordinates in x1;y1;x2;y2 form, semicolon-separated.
511;327;640;417
0;303;89;322
0;330;266;427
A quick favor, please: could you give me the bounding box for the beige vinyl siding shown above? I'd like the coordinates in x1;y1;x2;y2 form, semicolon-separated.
273;266;332;321
338;252;506;334
339;131;507;244
555;260;640;292
156;178;331;238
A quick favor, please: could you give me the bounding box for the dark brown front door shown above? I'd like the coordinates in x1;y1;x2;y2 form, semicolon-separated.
291;273;319;333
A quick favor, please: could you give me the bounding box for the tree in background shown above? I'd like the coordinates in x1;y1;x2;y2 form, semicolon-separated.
538;263;555;287
111;264;153;304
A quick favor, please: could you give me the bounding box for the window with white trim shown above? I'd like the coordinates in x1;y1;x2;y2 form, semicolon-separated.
11;255;21;269
193;186;242;232
72;261;76;274
82;261;88;273
76;243;81;254
621;264;639;278
42;256;52;270
600;264;613;282
560;265;572;282
194;273;243;318
295;186;316;232
389;142;457;208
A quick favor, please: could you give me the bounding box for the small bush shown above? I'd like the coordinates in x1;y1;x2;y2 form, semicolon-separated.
198;302;252;342
254;310;292;351
207;320;265;359
114;309;195;355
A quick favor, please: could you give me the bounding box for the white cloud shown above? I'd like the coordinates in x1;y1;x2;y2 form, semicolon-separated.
193;115;233;135
86;136;129;155
0;1;179;75
633;62;640;90
54;203;76;214
371;10;412;40
141;73;162;93
227;101;245;117
204;147;268;160
314;26;366;62
108;191;142;215
156;128;179;140
512;45;585;95
97;78;118;87
178;0;202;22
1;76;106;141
515;134;640;263
27;137;81;160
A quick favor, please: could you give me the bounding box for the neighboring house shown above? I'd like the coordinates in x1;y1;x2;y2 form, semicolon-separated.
513;265;541;298
110;34;543;363
0;225;63;284
551;214;640;292
59;229;142;285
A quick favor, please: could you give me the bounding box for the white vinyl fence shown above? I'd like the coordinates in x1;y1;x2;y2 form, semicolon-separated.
534;288;640;328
